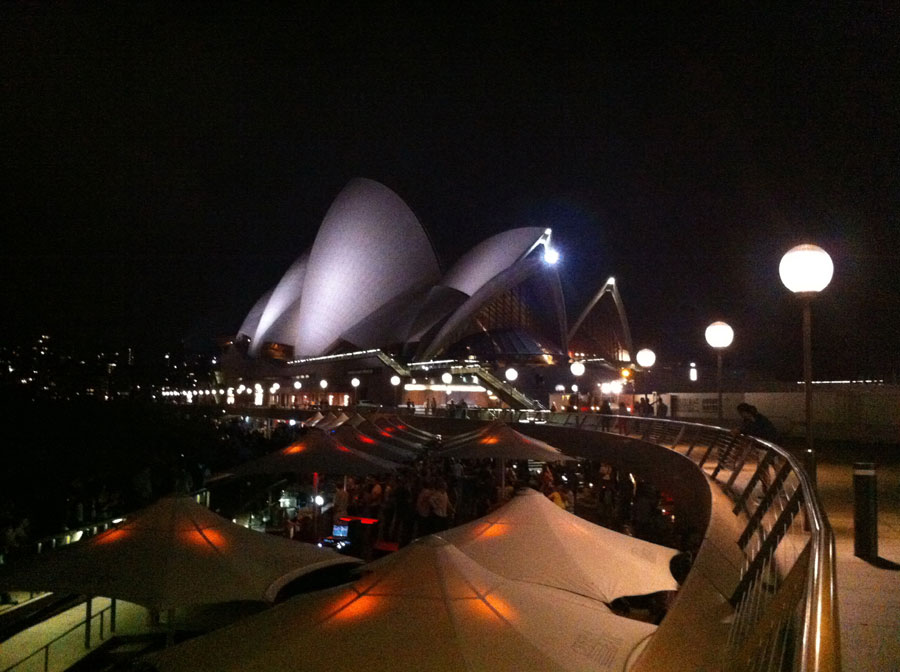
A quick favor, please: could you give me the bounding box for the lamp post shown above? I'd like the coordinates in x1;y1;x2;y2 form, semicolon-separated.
705;321;734;423
350;377;360;406
780;244;833;479
635;349;656;416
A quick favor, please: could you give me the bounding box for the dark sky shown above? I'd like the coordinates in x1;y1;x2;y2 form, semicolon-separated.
2;3;898;379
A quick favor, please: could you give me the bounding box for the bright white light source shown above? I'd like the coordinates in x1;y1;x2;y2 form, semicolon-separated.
289;419;296;426
705;321;734;349
610;380;623;395
271;383;280;392
570;361;586;377
390;375;401;386
689;363;698;382
779;244;834;294
314;495;325;507
293;381;302;390
543;247;560;264
505;367;518;382
571;384;579;392
319;379;328;389
636;348;656;368
600;382;612;395
555;384;565;392
441;372;453;385
351;377;360;388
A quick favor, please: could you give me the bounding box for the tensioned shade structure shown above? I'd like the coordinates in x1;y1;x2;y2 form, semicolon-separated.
440;489;679;603
223;429;399;478
0;495;360;611
435;422;575;462
347;412;367;428
302;411;325;426
372;416;435;444
316;411;349;431
355;418;423;451
379;414;439;441
440;420;498;448
330;425;416;462
150;535;656;672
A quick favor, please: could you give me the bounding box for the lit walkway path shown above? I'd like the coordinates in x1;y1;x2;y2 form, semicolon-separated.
0;597;146;672
814;451;900;672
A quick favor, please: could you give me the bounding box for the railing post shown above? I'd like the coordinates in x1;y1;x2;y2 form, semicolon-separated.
44;644;50;672
111;598;117;632
84;597;92;649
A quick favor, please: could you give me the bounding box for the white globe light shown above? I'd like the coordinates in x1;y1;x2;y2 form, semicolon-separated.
705;321;734;349
779;244;834;294
293;381;302;390
571;384;579;392
314;495;325;507
390;375;401;386
610;380;623;395
504;367;518;382
543;247;560;265
270;382;280;391
636;348;656;368
570;361;586;377
600;382;612;395
351;377;360;388
319;379;328;389
441;372;452;385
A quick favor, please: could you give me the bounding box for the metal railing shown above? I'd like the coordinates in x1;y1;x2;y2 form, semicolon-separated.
1;600;115;672
535;412;839;672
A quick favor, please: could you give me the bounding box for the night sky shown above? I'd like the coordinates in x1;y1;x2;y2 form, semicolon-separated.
2;4;898;379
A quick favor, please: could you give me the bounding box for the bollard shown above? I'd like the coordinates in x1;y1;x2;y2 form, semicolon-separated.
853;462;878;560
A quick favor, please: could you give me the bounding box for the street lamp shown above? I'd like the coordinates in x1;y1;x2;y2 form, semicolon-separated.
570;361;585;377
780;243;833;477
705;321;734;423
350;377;360;405
504;367;518;382
390;375;401;408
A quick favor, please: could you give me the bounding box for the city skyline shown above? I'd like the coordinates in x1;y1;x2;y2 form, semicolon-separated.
3;4;898;379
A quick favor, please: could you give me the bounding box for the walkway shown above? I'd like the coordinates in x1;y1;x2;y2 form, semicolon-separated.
813;444;900;672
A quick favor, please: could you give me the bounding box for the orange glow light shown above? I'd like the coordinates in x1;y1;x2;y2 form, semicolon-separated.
480;436;500;445
284;443;306;454
483;593;516;621
325;593;382;623
357;434;376;444
183;527;227;549
95;529;128;545
478;523;509;538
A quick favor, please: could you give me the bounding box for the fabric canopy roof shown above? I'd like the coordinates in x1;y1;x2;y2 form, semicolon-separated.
379;414;438;440
150;535;656;672
224;428;400;478
0;495;360;610
440;489;679;603
355;418;423;451
330;425;416;462
303;411;325;426
316;411;348;431
436;421;575;462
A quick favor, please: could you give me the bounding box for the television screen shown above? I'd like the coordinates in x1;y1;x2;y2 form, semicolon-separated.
332;524;349;539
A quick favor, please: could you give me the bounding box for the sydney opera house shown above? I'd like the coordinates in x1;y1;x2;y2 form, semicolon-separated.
220;179;634;409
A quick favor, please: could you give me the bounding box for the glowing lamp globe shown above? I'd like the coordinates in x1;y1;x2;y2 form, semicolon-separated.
390;375;401;386
543;247;560;265
351;377;360;388
570;361;586;377
293;381;302;390
319;379;328;389
504;367;518;382
779;244;833;294
705;322;734;349
636;348;656;368
441;372;452;385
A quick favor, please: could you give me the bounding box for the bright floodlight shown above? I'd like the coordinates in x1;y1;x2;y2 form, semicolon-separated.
293;380;302;390
504;367;518;382
705;321;734;349
441;372;452;385
600;382;612;395
351;377;360;388
570;361;586;377
319;379;328;389
270;383;280;391
390;375;401;386
543;247;560;265
314;495;325;507
636;348;656;368
779;244;834;294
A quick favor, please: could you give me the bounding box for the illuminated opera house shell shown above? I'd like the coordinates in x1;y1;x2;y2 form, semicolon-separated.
235;179;624;364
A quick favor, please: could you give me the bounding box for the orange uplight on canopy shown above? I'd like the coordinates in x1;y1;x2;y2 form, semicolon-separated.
0;495;361;611
284;443;307;454
150;535;658;672
438;421;574;462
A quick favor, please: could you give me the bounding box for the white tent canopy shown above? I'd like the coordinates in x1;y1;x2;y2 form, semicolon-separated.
316;411;349;431
436;421;575;462
150;535;656;672
303;411;325;426
0;495;360;610
440;489;679;603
